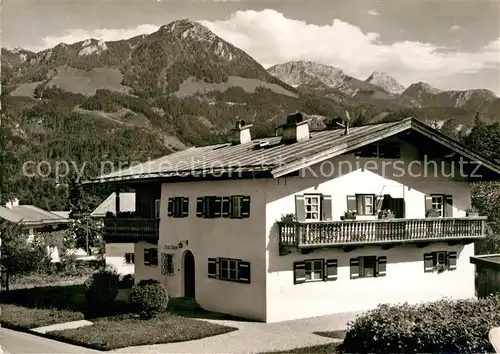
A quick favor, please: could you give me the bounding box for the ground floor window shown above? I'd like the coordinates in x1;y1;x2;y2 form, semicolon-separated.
424;251;457;272
124;253;134;264
350;256;386;279
207;257;250;283
144;248;158;266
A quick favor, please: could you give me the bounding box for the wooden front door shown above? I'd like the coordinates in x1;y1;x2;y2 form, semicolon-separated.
183;251;195;298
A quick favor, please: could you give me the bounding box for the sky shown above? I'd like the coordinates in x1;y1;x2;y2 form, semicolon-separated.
2;0;500;94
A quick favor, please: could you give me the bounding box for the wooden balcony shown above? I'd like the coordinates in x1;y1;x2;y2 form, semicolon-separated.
103;217;159;243
278;217;487;251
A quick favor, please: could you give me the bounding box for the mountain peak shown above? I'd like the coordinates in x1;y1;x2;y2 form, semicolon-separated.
268;61;345;88
160;19;217;43
365;71;404;94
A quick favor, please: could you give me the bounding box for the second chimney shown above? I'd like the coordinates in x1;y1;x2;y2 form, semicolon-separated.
280;112;311;144
231;120;253;145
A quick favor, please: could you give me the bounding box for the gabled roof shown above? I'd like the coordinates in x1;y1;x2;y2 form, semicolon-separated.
0;205;72;226
52;211;71;219
90;192;136;217
84;117;500;184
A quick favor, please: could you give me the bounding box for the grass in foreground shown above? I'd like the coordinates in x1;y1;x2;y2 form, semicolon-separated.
46;312;238;351
0;304;84;329
259;343;341;354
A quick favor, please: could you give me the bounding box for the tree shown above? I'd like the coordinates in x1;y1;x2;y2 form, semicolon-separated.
0;221;49;291
68;178;103;254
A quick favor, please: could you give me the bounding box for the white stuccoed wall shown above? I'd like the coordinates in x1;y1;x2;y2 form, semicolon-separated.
105;243;134;276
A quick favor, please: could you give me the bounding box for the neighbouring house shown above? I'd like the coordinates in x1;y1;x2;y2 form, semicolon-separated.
91;192;138;276
470;254;500;298
84;115;500;322
0;198;73;262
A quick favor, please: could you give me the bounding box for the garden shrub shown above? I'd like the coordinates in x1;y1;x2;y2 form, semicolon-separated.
340;295;500;353
84;268;119;317
119;274;134;289
130;279;169;319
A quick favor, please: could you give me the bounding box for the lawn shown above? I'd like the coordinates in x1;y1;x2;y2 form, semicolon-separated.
0;283;238;351
46;312;238;351
259;330;346;354
0;304;84;329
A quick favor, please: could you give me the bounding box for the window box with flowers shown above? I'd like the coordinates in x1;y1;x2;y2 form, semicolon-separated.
378;209;395;220
426;209;441;218
280;213;297;224
466;207;479;217
341;211;357;220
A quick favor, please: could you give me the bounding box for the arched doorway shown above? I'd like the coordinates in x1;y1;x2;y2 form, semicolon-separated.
183;250;195;298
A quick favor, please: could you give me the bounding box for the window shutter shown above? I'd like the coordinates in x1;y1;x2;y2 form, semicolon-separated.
445;195;453;217
212;197;222;218
167;198;173;217
161;253;167;274
376;256;387;277
238;261;251;283
324;259;338;281
144;249;150;266
376;195;384;212
447;251;457;270
182;197;189;217
293;261;306;284
196;197;204;217
321;195;333;221
350;258;360;279
208;258;217;278
295;195;306;222
241;196;251;218
424;253;434;272
424;196;433;217
346;195;356;213
222;197;231;217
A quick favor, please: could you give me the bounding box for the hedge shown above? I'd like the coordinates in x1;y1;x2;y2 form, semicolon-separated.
340;295;500;353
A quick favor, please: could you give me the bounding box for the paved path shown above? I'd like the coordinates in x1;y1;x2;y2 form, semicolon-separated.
32;320;93;334
111;311;361;353
0;327;99;353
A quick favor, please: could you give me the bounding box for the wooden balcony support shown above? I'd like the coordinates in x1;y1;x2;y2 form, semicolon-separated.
278;217;487;251
103;217;159;243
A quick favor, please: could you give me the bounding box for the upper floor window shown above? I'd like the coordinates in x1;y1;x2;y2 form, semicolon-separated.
354;142;401;159
168;197;189;218
304;194;321;221
431;196;443;217
425;194;453;217
346;194;380;215
197;196;251;219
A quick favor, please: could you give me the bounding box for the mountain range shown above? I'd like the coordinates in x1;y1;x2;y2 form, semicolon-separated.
1;19;499;209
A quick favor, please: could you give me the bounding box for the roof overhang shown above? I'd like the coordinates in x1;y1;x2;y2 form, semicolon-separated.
470;254;500;270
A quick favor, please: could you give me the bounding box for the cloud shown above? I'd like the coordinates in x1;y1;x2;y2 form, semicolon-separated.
367;9;380;16
449;25;461;31
33;9;499;87
35;24;160;51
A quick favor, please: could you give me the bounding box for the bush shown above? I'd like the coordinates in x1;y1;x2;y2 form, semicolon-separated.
84;268;119;317
340;295;500;353
130;279;169;319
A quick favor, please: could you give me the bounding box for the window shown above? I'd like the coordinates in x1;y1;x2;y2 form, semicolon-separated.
350;256;386;279
155;199;161;219
207;258;250;283
354;142;401;159
124;253;135;264
161;253;174;275
168;197;189;218
293;259;337;284
347;194;377;215
304;194;321;221
197;196;251;219
144;248;158;266
431;196;443;217
424;251;457;272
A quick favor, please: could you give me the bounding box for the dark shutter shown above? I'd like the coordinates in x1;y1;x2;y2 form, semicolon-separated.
238;261;251;283
213;197;222;218
167;198;173;217
144;249;150;266
151;249;158;266
241;196;251;218
447;251;457;270
321;195;333;221
208;258;217;278
295;195;305;222
445;195;453;217
222;197;231;217
293;261;306;284
376;195;384;212
182;197;189;217
346;195;356;212
424;253;434;272
350;258;360;279
196;197;204;217
324;259;338;281
393;198;405;218
376;256;387;277
424;196;433;217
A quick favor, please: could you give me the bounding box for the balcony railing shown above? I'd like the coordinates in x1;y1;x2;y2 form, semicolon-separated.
103;217;159;242
278;217;487;249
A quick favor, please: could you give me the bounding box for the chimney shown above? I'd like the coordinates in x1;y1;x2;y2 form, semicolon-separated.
231;120;253;145
279;112;311;144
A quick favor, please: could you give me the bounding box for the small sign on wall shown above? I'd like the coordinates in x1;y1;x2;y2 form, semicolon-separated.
164;245;179;250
